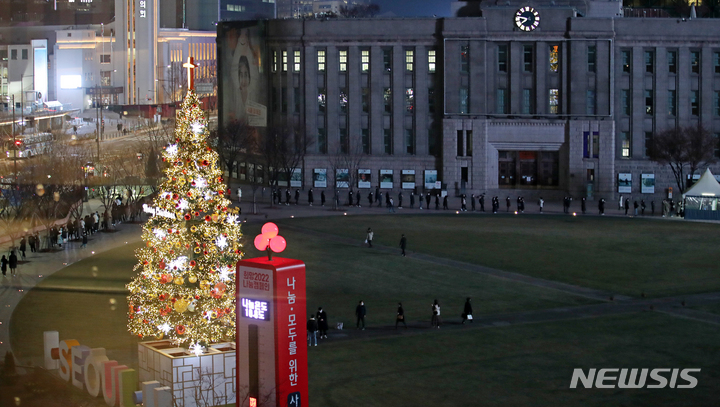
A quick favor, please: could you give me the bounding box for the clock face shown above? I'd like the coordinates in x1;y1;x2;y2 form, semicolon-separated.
515;7;540;32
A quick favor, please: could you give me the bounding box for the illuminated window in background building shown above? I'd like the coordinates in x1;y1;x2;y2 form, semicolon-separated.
405;88;414;112
317;49;326;71
405;49;414;71
227;4;246;12
689;0;702;6
282;50;287;72
339;88;348;113
460;44;469;73
318;87;326;112
383;87;392;112
294;50;300;71
428;49;436;73
645;90;653;115
621;132;631;158
549;89;559;114
549;45;559;73
383;48;392;72
339;49;347;72
361;49;369;73
272;51;277;72
622;49;631;73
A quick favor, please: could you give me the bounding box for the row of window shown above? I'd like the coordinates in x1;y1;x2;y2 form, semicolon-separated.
619;89;719;117
618;132;720;159
272;49;437;74
316;126;417;156
621;49;720;75
274;86;431;115
461;88;562;115
0;49;29;61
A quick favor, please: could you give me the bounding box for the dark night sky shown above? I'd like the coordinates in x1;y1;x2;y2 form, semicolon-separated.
373;0;455;17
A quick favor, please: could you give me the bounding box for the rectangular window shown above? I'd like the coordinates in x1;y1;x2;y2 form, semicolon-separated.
549;89;559;114
405;88;414;112
691;50;700;74
645;90;653;116
10;49;17;60
644;132;653;157
318;88;326;113
405;128;414;154
522;89;532;114
0;50;7;60
383;88;392;113
362;87;369;113
622;49;631;73
457;130;464;156
428;88;435;113
621;132;631;158
282;51;288;72
318;128;327;154
100;71;111;86
362;128;370;154
460;87;469;114
339;88;348;114
384;128;392;154
461;44;469;73
715;91;720;116
317;50;326;72
294;87;301;113
621;89;631;115
361;50;370;73
466;130;473;157
383;48;392;72
715;52;720;74
340;127;348;154
593;132;600;158
496;89;507;114
339;49;347;72
498;45;508;72
100;54;111;64
714;133;720;158
645;50;654;73
587;45;596;73
691;90;700;116
272;51;277;72
586;90;596;115
428;50;436;73
668;51;677;74
405;49;414;71
523;45;533;72
294;50;301;72
668;90;676;116
21;49;27;60
549;45;559;73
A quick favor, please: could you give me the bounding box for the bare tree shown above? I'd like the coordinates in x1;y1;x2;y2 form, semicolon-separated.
339;3;381;17
650;124;718;193
0;185;31;250
327;140;366;210
189;366;274;407
210;120;255;181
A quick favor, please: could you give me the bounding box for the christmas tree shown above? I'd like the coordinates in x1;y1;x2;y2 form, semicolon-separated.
127;90;243;353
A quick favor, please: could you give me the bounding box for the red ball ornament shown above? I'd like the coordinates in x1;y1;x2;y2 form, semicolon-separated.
184;213;192;220
159;261;166;270
204;215;211;222
176;325;186;335
194;211;200;216
189;260;196;267
202;160;209;166
187;191;192;197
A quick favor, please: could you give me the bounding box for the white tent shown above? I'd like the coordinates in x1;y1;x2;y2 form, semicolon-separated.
683;168;720;219
683;168;720;198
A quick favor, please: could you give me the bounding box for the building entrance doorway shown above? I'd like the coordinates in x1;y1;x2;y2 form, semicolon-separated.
498;150;559;188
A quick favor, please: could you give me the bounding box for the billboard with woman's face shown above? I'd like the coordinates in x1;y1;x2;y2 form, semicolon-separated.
219;21;268;128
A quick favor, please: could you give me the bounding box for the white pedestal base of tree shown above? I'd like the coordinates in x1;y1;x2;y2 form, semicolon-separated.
138;340;236;407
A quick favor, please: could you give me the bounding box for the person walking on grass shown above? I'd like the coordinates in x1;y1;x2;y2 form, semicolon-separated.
366;228;374;248
317;307;328;339
462;297;473;324
396;302;407;329
307;314;318;346
599;198;606;215
9;250;18;277
399;234;407;257
356;300;367;330
1;255;7;276
431;299;442;328
538;197;544;213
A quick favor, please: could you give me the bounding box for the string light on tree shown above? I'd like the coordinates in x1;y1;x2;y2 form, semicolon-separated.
126;88;243;351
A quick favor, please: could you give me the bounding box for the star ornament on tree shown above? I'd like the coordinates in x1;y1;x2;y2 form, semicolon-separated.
191;121;204;135
254;222;287;260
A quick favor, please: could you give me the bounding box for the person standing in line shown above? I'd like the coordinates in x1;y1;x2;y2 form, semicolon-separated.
348;190;354;207
506;196;511;212
317;307;329;339
396;302;407;329
308;189;314;206
389;197;395;213
285;189;291;206
368;191;374;207
625;198;630;216
321;190;326;207
431;299;441;328
398;192;403;209
385;191;391;208
633;200;639;216
375;187;380;205
641;200;646;216
295;189;300;205
82;231;88;248
435;194;440;210
418;192;423;210
471;194;476;211
355;300;366;330
1;255;7;276
378;191;384;207
356;192;361;207
461;195;467;211
538;197;544;213
581;197;587;214
479;194;485;212
237;187;242;204
599;198;606;215
366;228;374;248
567;196;573;213
9;250;18;277
33;232;40;252
516;196;522;213
618;194;623;211
28;234;36;253
462;297;473;324
443;195;448;210
19;236;27;260
651;200;655;216
307;314;318;346
399;234;407;257
410;192;415;209
426;192;431;209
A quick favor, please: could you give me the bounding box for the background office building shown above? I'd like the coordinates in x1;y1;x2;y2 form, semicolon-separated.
220;0;720;201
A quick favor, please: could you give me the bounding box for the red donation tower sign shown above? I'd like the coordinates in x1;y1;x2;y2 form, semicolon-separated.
236;256;308;407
